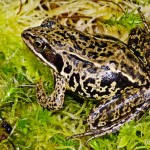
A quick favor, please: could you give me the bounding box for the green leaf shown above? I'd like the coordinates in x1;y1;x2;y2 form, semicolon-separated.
118;136;129;148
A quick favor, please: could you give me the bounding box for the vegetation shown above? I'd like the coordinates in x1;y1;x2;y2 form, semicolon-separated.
0;0;150;149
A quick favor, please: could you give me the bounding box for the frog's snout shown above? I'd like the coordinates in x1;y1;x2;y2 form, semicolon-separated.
21;30;30;41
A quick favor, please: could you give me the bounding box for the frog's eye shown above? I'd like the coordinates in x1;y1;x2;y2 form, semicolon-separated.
34;38;46;52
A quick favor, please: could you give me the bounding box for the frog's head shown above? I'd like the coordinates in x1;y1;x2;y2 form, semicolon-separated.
21;18;64;73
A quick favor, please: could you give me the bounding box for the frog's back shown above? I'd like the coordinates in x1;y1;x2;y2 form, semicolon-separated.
45;25;142;64
45;25;148;81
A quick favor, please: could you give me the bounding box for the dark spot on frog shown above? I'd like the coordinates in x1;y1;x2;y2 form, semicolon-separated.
69;47;74;52
110;60;117;65
62;87;66;91
81;75;86;80
55;31;66;38
49;102;57;109
97;47;106;52
101;65;110;70
64;64;72;73
83;78;95;94
83;62;92;68
74;73;80;83
66;33;76;40
78;41;81;44
86;86;93;94
82;63;87;68
53;39;65;47
73;42;82;51
96;42;108;51
88;51;99;59
69;72;75;87
79;34;90;42
82;49;86;55
88;43;95;49
99;51;113;57
90;88;110;98
63;51;67;55
59;26;65;30
44;30;51;34
82;42;87;46
133;37;139;45
78;41;86;46
76;84;86;96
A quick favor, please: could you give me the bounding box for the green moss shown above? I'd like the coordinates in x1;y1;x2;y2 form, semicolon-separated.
0;0;150;150
104;9;142;30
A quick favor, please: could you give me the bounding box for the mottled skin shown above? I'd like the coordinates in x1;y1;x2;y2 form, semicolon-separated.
21;10;150;141
36;72;66;110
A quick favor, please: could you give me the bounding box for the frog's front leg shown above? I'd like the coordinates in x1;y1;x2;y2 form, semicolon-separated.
68;86;150;141
36;72;67;111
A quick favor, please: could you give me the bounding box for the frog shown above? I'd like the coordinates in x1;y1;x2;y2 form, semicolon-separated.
21;7;150;141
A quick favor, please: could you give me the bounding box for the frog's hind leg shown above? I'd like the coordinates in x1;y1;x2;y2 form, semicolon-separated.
128;8;150;73
67;86;150;142
36;72;67;111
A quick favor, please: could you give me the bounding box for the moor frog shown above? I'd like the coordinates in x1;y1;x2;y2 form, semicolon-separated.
21;8;150;141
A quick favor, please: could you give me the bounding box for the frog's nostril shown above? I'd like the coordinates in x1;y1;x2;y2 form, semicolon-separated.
21;31;31;41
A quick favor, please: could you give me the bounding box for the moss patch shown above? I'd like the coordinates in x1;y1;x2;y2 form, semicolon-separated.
0;0;150;149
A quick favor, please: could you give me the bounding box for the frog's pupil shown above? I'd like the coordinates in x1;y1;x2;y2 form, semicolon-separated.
35;41;42;47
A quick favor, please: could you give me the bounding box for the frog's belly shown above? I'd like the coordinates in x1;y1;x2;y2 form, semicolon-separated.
67;69;141;99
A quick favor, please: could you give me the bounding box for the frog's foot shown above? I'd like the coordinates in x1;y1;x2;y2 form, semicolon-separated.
67;86;150;143
36;72;67;111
